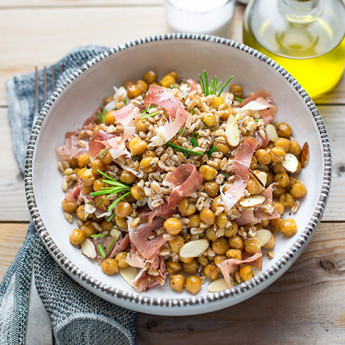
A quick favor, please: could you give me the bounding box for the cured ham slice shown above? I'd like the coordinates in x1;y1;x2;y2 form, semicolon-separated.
217;251;263;288
65;184;81;202
147;202;175;226
82;106;102;130
254;131;269;149
240;90;277;124
188;79;198;92
221;137;258;211
108;234;130;258
56;132;89;162
88;130;115;159
106;104;139;134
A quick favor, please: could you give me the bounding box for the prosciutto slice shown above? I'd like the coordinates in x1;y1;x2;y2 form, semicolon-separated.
82;106;102;131
188;79;198;92
221;137;258;211
88;130;115;159
107;104;139;134
147;202;175;226
65;184;81;202
108;234;130;258
236;183;280;226
163;164;203;209
240;90;277;124
56;132;89;162
254;131;269;149
218;251;263;288
128;217;166;260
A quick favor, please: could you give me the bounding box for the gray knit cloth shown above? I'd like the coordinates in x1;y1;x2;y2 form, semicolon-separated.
0;45;136;345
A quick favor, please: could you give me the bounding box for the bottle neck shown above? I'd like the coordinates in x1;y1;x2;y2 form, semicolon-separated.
278;0;323;23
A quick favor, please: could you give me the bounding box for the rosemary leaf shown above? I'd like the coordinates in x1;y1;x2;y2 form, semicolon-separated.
235;96;243;102
141;110;160;120
190;137;198;147
108;191;131;212
91;234;106;238
207;146;218;157
107;212;115;222
97;244;106;259
166;142;203;156
190;107;195;115
217;76;234;97
108;237;116;251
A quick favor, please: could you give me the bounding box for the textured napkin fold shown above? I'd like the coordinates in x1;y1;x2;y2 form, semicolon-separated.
0;45;136;345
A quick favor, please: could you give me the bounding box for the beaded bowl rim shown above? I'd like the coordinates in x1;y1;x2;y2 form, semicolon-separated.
24;33;332;314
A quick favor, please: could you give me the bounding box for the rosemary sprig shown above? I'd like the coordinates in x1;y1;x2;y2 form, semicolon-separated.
190;107;195;115
97;148;109;160
170;84;178;89
91;234;106;238
235;96;243;102
166;142;203;156
108;237;116;251
141;110;160;120
140;104;153;113
123;98;127;104
108;192;131;213
178;126;184;135
96;108;107;123
198;70;234;97
97;244;106;259
106;211;115;222
207;146;218;157
190;137;198;147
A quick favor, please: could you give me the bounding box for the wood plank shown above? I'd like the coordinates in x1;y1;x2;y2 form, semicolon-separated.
0;5;244;106
1;104;344;222
0;221;344;343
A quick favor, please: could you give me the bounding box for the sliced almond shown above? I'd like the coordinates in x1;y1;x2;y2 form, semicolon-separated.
265;124;278;142
110;228;121;240
282;153;299;173
226;115;240;147
300;142;309;168
207;278;229;292
255;229;272;247
179;239;209;258
120;266;138;288
81;238;97;259
252;170;267;189
239;195;265;208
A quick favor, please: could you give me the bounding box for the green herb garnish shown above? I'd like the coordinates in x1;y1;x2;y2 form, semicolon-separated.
170;84;178;89
199;70;234;96
254;119;259;122
90;170;131;212
190;107;195;115
207;146;218;157
123;98;127;104
134;155;141;160
193;130;199;138
190;137;198;147
108;237;116;251
96;108;107;123
166;142;203;156
141;110;160;120
91;234;106;238
178;127;184;135
107;212;115;222
140;104;153;113
97;148;109;160
97;244;106;259
235;96;243;102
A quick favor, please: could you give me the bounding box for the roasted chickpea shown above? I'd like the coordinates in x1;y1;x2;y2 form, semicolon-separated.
164;217;182;235
290;140;301;157
226;249;242;260
80;169;95;187
290;180;307;199
202;113;216;127
210;96;225;109
100;150;112;164
250;156;258;170
293;161;302;175
136;119;147;133
200;209;215;225
205;228;218;241
115;202;132;218
140;157;157;173
212;237;230;255
211;196;222;212
82;184;93;195
170;274;185;292
204;181;219;197
61;199;78;213
129;137;147;156
179;198;196;216
136;80;149;93
166;260;182;275
131;185;145;201
115;216;127;229
199;165;217;181
266;172;274;186
219;107;235;120
104;110;116;125
275;172;290;188
101;220;113;231
280;218;297;237
273;163;287;174
183;259;199;275
239;265;253;281
230;84;243;98
189;214;201;228
77;153;90;168
143;70;157;84
167;71;179;79
270;146;286;163
224;221;239;237
94;195;110;211
270;218;282;233
120;170;136;184
127;84;141;99
279;193;295;208
91;159;105;175
214;254;227;266
275;138;291;152
186;276;202;294
179;256;193;264
142;149;156;158
115;252;129;268
255;149;271;165
69;228;85;246
216;213;227;229
103;96;114;105
101;258;118;275
276;122;292;138
275;201;285;216
81;222;96;237
204;263;219;280
160;74;176;88
244;237;261;254
273;185;286;198
198;256;209;266
124;80;135;89
216;143;230;155
263;233;275;250
247;178;261;195
228;235;244;250
76;205;88;221
169;236;185;253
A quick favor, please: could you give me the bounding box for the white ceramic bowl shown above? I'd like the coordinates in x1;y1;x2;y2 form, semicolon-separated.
25;34;331;316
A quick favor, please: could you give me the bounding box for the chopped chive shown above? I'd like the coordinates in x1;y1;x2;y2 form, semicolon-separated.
97;244;106;259
178;126;184;135
166;142;203;156
95;198;103;207
97;148;109;160
235;96;243;102
207;146;218;157
204;70;209;96
170;84;178;89
254;119;259;122
108;237;116;251
123;98;127;104
91;234;106;238
217;76;234;96
190;137;198;147
141;110;160;120
140;104;153;113
193;130;200;138
134;155;141;159
190;107;195;115
107;212;115;222
108;191;131;212
96;112;105;123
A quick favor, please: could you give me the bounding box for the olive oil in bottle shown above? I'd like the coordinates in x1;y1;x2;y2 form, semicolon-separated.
243;0;345;99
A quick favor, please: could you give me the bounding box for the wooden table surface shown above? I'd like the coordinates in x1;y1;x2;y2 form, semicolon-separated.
1;1;345;344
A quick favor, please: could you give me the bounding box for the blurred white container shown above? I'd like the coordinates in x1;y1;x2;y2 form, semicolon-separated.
165;0;235;36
